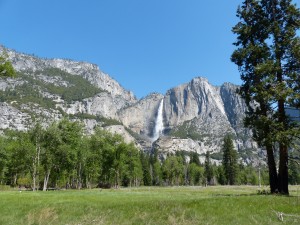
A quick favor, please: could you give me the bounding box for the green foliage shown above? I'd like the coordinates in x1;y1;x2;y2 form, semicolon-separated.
231;0;300;194
140;151;152;186
148;148;163;186
17;175;32;187
124;127;145;142
88;128;143;188
238;148;256;161
0;136;9;184
187;163;204;185
210;152;223;160
222;134;238;185
0;118;283;189
237;164;258;185
32;68;103;103
98;116;123;127
68;113;123;127
162;154;184;186
289;158;300;185
0;68;104;111
169;121;205;141
216;166;226;185
0;77;56;109
0;119;145;189
204;151;214;185
189;151;201;165
68;113;98;121
0;52;16;78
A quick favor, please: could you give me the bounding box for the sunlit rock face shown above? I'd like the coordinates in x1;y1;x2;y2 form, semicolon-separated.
161;77;256;153
118;93;163;138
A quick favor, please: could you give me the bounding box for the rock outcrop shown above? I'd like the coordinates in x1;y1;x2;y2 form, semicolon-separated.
118;93;163;137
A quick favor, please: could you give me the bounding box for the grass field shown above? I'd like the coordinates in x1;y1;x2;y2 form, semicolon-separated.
0;186;300;225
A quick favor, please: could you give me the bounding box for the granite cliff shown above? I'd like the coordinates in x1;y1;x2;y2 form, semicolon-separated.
0;46;257;161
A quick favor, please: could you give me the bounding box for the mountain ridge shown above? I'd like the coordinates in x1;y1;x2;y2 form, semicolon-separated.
0;45;257;162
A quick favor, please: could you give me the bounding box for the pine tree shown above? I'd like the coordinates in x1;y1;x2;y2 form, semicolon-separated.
288;157;300;184
189;151;201;166
231;0;300;194
204;151;214;185
222;135;238;185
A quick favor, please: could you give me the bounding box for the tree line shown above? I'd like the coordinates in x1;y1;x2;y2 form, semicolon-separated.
1;120;288;191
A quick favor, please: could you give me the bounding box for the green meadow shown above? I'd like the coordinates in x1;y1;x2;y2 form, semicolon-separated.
0;186;300;225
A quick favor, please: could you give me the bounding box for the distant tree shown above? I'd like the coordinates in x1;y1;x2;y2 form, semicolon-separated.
187;163;204;185
237;164;258;185
222;135;238;185
204;151;214;185
40;119;84;190
0;51;16;78
231;0;300;194
189;151;201;166
289;158;300;184
0;136;10;185
42;123;60;191
122;143;143;187
149;148;162;186
5;131;34;188
29;123;45;191
162;155;184;186
83;134;100;188
216;166;226;185
140;151;152;186
55;119;83;189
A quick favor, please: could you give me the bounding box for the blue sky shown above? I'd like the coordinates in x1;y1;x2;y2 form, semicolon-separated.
1;0;296;99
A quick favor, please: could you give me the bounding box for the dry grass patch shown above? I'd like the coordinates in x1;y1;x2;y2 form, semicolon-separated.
27;207;58;225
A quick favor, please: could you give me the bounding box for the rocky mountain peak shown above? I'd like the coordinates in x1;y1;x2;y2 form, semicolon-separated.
0;45;136;104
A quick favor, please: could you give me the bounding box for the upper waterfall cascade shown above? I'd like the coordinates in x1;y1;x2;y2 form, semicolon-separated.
153;99;164;141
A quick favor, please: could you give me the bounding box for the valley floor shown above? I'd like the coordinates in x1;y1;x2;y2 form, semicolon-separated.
0;186;300;225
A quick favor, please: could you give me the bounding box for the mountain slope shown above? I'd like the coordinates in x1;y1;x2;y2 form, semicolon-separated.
151;77;257;158
0;46;257;161
0;46;137;132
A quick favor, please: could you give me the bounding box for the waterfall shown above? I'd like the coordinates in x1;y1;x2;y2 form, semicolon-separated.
153;99;164;141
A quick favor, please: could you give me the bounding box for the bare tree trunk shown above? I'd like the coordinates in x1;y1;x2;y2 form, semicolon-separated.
32;141;41;191
36;145;41;189
43;170;50;191
13;174;17;187
77;163;82;190
32;160;37;191
86;180;90;189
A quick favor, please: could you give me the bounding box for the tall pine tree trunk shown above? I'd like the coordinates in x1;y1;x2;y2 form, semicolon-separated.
278;144;289;194
275;58;289;195
277;99;289;194
273;0;289;195
262;104;279;193
266;144;279;193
